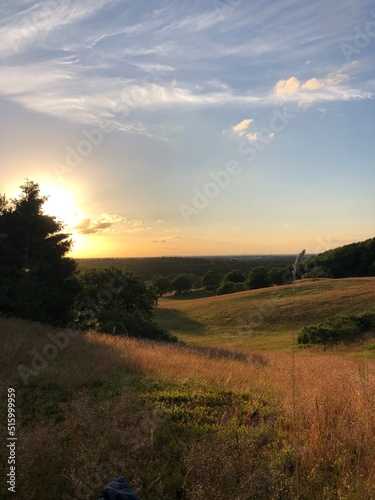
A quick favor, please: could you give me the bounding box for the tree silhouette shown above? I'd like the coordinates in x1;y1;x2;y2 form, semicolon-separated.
0;180;80;325
171;274;192;294
245;266;271;290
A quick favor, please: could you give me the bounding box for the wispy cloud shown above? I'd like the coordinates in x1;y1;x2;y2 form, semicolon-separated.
0;0;373;135
0;0;121;57
72;213;148;235
231;119;254;135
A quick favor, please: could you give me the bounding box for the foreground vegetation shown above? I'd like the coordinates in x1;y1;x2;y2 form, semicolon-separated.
1;310;374;499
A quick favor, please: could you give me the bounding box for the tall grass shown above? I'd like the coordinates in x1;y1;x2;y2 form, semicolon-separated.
1;316;374;498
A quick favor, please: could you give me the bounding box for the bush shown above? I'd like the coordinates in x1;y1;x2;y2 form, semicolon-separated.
298;312;375;345
245;266;271;290
233;282;246;293
76;267;176;341
202;268;222;290
171;274;192;294
217;281;235;295
223;269;244;283
153;277;171;296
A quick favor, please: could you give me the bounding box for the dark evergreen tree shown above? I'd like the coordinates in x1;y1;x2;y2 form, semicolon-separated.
0;180;80;325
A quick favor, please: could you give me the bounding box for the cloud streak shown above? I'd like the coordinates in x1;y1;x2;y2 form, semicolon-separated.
72;213;148;235
0;0;373;135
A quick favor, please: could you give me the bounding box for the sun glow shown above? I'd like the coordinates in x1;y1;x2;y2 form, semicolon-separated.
41;184;85;229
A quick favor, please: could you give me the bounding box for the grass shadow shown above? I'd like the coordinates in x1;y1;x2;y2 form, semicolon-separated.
155;307;206;335
165;289;215;300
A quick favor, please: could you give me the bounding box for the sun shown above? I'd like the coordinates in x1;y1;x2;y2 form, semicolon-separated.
41;184;85;230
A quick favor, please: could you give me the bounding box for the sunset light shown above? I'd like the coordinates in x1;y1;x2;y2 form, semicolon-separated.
0;1;374;259
1;3;375;498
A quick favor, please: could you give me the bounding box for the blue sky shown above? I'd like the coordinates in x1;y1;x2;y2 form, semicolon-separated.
0;0;374;257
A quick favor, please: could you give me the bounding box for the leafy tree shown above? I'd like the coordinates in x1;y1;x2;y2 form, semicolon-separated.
268;267;289;285
217;280;235;295
202;268;222;290
0;180;80;325
301;266;333;280
171;274;192;294
223;269;244;283
153;277;171;296
245;266;271;290
76;267;175;341
302;237;375;278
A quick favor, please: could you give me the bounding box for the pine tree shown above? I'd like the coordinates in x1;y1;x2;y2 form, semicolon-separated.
0;180;80;325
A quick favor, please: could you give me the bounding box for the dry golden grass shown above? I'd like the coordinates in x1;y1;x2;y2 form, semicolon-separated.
1;311;374;498
82;333;375;498
77;332;375;497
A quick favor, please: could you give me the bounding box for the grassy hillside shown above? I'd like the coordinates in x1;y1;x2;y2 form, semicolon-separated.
1;278;375;498
1;315;374;498
156;278;375;352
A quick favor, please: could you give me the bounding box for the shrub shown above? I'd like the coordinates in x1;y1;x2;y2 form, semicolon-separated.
245;266;271;290
202;268;222;290
223;269;244;283
76;267;176;341
171;274;192;294
298;312;375;345
153;277;171;296
217;281;235;295
233;282;246;293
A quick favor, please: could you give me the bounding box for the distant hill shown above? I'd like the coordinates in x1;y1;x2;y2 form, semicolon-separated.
301;237;375;279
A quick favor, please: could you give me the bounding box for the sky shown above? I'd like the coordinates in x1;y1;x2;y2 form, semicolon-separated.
0;0;374;258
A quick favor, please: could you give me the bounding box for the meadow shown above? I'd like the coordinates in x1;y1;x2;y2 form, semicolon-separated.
1;278;374;499
156;277;375;353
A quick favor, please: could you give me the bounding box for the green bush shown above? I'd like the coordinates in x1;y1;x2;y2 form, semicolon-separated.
298;312;375;345
217;281;235;295
245;266;271;290
76;267;176;342
233;282;246;293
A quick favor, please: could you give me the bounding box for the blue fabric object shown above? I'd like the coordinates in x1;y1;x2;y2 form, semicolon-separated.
97;476;140;500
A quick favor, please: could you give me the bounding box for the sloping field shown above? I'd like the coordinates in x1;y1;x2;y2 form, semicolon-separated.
1;315;375;498
156;278;375;351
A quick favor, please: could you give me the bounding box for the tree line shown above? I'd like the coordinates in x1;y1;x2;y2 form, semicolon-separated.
153;265;293;296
